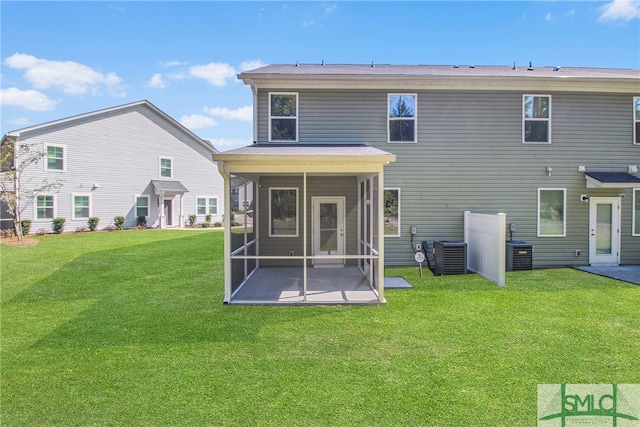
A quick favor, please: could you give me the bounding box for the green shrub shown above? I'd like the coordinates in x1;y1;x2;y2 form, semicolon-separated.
87;217;100;231
201;221;211;228
136;216;147;229
20;219;32;236
52;217;66;234
214;221;223;227
113;216;125;230
188;214;196;226
205;214;212;222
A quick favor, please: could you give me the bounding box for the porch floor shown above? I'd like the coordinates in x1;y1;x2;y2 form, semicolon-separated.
229;266;383;305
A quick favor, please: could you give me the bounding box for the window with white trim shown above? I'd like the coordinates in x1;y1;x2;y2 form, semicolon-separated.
538;188;566;237
269;188;298;237
196;197;218;215
523;95;551;143
159;157;173;178
384;188;400;237
72;194;91;219
388;94;417;143
136;195;149;217
269;93;298;142
45;144;65;171
36;195;55;219
633;189;640;236
634;97;640;145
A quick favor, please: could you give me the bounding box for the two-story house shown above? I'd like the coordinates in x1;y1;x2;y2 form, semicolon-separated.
2;100;224;233
214;63;640;305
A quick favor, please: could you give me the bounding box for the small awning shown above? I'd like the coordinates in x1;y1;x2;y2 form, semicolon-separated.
151;180;189;195
584;172;640;189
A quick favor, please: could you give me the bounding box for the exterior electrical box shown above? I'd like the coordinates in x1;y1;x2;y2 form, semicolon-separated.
506;240;533;271
434;241;467;275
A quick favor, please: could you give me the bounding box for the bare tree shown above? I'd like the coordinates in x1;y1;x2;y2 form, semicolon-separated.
0;140;62;241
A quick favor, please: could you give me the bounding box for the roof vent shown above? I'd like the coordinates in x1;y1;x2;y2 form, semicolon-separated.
453;65;459;68
553;66;562;71
527;61;534;71
371;61;375;68
295;61;299;67
469;65;475;69
512;62;517;70
321;60;325;66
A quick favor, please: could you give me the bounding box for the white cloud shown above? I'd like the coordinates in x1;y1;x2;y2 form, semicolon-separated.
204;106;253;121
3;53;125;96
7;117;31;127
240;60;266;72
179;114;218;129
188;62;236;87
545;12;553;22
146;73;165;89
161;60;186;68
598;0;640;22
0;87;57;111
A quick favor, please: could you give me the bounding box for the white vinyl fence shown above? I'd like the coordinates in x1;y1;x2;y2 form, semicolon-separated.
463;211;506;287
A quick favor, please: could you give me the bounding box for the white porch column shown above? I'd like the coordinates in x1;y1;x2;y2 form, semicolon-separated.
377;168;385;303
303;172;308;302
159;192;166;228
179;194;185;228
218;162;232;303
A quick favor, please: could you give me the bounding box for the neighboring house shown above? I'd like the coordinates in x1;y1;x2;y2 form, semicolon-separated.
1;100;223;233
214;63;640;304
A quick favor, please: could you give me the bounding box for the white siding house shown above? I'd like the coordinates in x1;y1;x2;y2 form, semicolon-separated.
1;100;223;233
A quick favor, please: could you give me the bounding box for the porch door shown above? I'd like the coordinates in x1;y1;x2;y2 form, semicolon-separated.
589;197;620;266
312;197;345;267
164;200;173;226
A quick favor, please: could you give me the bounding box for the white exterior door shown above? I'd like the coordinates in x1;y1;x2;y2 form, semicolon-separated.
312;197;345;267
589;197;621;266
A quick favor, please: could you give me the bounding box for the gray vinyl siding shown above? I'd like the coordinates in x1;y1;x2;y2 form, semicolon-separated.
15;104;223;233
257;175;358;267
257;89;640;267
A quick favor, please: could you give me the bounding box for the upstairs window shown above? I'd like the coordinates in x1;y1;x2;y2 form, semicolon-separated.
160;157;173;178
634;97;640;145
269;93;298;142
388;94;417;143
46;144;65;171
523;95;551;143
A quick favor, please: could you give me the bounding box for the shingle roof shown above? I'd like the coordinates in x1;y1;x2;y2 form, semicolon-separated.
239;63;640;80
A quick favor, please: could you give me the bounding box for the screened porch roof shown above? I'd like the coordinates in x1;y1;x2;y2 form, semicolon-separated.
213;144;396;175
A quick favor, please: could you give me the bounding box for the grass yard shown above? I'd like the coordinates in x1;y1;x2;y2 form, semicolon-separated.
1;230;638;426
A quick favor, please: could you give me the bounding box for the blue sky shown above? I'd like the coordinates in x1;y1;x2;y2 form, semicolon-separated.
1;1;639;151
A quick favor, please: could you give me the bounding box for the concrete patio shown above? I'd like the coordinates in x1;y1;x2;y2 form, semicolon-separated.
229;266;382;305
575;265;640;285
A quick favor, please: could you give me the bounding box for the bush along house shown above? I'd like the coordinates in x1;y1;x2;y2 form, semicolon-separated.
213;63;640;305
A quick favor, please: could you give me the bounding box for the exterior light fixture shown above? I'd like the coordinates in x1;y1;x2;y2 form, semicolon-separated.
545;166;553;176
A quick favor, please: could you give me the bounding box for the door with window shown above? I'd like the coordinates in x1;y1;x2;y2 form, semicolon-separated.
312;197;345;267
589;197;621;266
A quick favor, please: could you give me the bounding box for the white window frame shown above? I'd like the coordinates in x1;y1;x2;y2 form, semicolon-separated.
268;92;298;143
523;94;552;144
537;188;566;237
633;189;640;236
44;143;66;171
196;196;218;216
71;193;92;220
34;194;56;220
159;156;173;178
135;195;150;218
387;93;417;144
634;96;640;145
384;188;401;237
269;187;299;237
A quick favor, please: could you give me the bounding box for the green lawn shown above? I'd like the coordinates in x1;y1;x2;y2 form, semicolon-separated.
1;230;638;426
